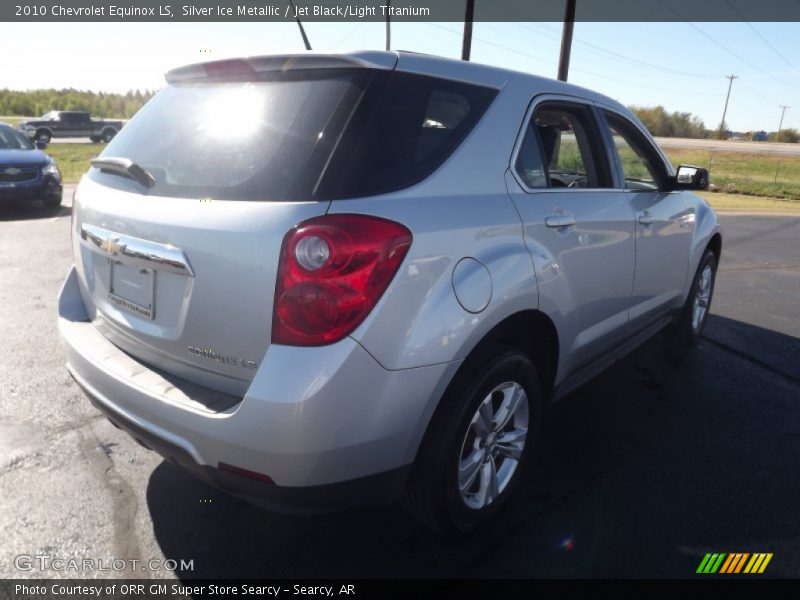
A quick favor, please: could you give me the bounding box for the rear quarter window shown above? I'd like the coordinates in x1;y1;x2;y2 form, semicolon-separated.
318;72;497;199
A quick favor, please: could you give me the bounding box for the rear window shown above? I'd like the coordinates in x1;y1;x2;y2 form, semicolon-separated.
89;69;496;201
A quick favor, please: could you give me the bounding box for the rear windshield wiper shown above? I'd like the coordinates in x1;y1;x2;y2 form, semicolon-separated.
90;157;156;189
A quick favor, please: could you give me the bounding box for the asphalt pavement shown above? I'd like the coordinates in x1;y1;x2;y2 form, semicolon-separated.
655;137;800;156
1;187;798;579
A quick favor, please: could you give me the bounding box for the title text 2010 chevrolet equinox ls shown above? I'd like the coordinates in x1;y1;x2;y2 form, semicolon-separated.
58;51;721;533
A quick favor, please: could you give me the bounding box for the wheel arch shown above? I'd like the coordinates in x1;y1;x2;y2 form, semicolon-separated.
408;309;559;460
462;309;559;400
706;231;722;263
684;198;722;299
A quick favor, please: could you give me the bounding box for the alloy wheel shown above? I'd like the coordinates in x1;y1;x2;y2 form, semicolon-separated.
692;264;713;331
458;381;529;510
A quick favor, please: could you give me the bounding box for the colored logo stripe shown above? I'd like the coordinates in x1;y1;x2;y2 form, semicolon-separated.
719;553;749;573
744;553;773;574
697;553;726;573
697;552;772;574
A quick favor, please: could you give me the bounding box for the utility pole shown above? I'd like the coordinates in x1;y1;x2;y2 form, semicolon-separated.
288;0;312;50
385;0;391;51
557;0;577;81
777;105;790;142
718;74;738;140
461;0;475;61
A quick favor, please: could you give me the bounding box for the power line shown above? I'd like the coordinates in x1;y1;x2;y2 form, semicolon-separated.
656;0;800;92
737;80;782;107
723;0;795;68
729;98;779;121
421;23;722;98
484;0;710;78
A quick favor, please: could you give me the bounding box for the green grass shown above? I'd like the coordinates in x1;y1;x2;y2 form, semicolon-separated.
561;139;800;202
699;192;800;212
0;116;29;128
663;148;800;201
33;140;800;210
44;144;102;182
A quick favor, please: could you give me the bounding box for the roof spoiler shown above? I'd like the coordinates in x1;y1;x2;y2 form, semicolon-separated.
165;51;398;83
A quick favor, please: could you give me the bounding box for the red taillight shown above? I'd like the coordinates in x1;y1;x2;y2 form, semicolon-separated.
272;214;412;346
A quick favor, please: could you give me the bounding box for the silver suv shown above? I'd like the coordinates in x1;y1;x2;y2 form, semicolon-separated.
58;51;721;533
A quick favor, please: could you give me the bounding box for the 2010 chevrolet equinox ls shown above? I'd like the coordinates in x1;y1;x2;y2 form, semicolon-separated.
59;51;721;533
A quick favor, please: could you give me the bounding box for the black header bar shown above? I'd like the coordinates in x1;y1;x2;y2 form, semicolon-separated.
4;0;800;22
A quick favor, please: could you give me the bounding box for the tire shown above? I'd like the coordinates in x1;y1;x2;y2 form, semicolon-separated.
89;135;101;143
35;130;51;144
668;248;718;346
402;346;542;534
102;129;116;143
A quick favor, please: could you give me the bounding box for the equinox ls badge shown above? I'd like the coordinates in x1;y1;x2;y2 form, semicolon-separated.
187;346;257;369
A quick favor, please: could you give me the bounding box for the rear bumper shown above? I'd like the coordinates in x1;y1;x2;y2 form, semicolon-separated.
58;265;458;510
72;371;409;513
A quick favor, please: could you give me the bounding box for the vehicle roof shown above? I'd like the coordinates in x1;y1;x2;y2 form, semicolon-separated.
165;50;628;114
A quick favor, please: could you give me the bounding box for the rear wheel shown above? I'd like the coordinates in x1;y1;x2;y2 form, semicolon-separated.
403;346;541;533
668;249;717;345
102;128;116;143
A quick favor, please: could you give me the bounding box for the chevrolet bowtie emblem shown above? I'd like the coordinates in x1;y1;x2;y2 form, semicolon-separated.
102;236;125;255
4;167;21;175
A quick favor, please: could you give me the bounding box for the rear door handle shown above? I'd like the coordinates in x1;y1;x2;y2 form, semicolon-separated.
638;214;656;225
545;215;576;228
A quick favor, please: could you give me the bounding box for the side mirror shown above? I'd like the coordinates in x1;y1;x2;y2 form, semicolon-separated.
674;165;709;190
34;140;48;150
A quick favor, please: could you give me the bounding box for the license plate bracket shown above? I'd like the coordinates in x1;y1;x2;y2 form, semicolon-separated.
108;260;155;320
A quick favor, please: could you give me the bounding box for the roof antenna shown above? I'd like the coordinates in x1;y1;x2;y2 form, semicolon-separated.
288;0;312;50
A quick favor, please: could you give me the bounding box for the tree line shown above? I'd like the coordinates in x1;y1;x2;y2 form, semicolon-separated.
1;90;796;142
629;104;798;142
0;88;156;119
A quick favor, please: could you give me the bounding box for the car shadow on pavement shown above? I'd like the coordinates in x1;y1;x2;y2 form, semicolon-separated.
0;201;71;222
147;320;800;579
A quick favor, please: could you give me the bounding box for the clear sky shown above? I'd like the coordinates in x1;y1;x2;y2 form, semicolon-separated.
2;21;798;132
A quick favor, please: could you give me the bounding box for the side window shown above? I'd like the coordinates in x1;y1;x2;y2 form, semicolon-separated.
515;102;609;189
514;122;548;188
603;112;664;190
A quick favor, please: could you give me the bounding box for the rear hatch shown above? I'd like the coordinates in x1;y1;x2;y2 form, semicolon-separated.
71;52;498;397
72;55;392;396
